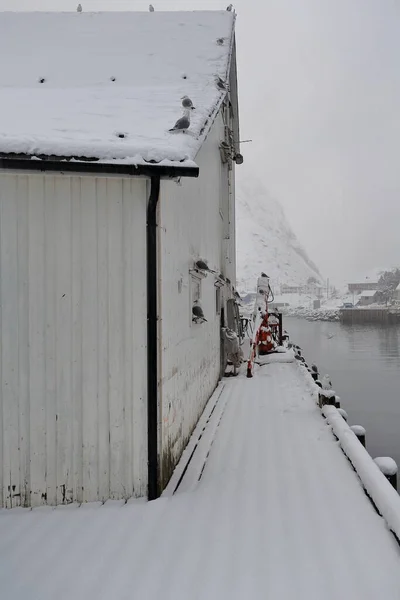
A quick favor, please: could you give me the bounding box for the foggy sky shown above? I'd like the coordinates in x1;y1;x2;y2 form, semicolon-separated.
1;0;399;285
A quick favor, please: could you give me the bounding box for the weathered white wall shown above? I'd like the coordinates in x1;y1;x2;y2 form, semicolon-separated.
159;110;236;486
0;173;147;507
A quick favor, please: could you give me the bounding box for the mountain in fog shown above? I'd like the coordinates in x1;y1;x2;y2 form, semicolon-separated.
235;176;322;294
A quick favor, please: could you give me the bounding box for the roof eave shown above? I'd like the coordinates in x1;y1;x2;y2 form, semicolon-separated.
192;13;236;161
0;155;199;179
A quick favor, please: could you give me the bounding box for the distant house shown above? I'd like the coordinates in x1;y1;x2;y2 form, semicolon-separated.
393;284;400;303
280;283;322;297
303;283;323;297
359;290;378;306
281;284;301;294
348;282;379;294
0;11;241;507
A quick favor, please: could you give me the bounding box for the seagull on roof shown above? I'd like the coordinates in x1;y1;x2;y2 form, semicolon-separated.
149;4;155;11
181;96;195;109
169;108;191;133
77;3;82;12
226;4;233;10
215;75;227;91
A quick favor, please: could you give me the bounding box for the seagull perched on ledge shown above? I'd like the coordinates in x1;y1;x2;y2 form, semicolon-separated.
181;95;195;109
195;259;218;274
149;4;155;11
192;302;207;323
215;75;228;91
169;108;191;133
77;3;82;12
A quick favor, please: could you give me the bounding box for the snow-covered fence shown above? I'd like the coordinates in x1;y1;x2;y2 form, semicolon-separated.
323;405;400;542
374;457;398;491
294;343;400;541
350;425;366;447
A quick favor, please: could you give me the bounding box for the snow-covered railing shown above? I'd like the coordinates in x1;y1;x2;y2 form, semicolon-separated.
323;405;400;542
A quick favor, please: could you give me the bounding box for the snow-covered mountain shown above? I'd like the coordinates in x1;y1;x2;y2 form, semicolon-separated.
236;176;322;294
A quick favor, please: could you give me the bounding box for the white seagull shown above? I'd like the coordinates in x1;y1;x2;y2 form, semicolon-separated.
77;3;82;12
169;108;191;133
181;95;195;109
149;4;155;11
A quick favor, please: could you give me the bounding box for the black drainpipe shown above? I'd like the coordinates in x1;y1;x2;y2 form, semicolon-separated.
147;175;161;501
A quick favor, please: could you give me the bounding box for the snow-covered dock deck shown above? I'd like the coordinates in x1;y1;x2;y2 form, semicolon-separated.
1;354;400;599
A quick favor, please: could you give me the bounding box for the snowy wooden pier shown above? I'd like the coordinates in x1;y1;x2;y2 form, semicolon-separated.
1;351;400;599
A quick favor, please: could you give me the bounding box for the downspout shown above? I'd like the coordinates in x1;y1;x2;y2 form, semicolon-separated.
147;175;161;501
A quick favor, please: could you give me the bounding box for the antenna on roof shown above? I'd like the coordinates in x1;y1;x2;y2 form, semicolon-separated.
77;3;82;12
149;4;155;11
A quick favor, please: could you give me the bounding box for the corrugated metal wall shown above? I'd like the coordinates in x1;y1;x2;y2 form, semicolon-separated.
0;173;147;507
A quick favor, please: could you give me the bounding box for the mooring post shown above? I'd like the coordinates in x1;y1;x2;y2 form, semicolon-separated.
350;425;366;448
319;391;336;409
374;457;398;490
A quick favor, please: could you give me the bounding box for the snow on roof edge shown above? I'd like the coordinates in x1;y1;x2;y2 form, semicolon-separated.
0;153;199;179
0;11;235;165
192;13;236;162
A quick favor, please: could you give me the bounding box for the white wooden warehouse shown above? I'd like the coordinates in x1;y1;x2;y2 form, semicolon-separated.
0;10;241;506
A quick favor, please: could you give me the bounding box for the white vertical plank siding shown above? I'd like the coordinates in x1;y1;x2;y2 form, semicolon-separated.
0;172;147;507
131;182;148;496
108;178;125;499
17;175;30;507
96;178;110;502
44;176;57;505
81;177;99;502
28;176;47;507
1;175;19;507
159;111;235;487
122;179;133;498
71;177;83;503
55;176;73;504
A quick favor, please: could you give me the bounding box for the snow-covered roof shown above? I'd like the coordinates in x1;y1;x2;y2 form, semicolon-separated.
360;290;377;297
0;11;235;167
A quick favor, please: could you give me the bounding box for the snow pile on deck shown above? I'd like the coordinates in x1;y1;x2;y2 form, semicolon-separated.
1;361;400;599
324;404;400;541
0;11;234;165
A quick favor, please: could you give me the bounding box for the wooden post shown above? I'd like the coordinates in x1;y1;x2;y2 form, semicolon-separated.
278;312;283;345
319;391;336;408
350;425;366;447
374;457;398;490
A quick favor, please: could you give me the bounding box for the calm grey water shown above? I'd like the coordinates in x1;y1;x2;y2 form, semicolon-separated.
285;316;400;468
